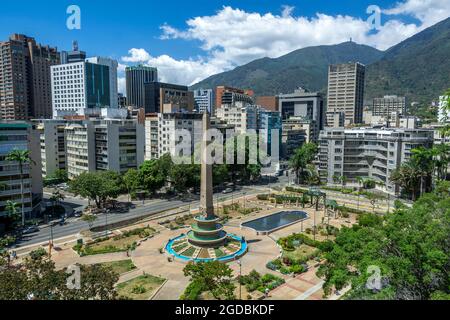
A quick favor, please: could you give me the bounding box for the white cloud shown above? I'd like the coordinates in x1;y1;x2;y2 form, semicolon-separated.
121;1;449;86
121;48;151;62
384;0;450;27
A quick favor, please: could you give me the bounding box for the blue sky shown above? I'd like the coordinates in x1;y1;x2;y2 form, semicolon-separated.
1;0;448;90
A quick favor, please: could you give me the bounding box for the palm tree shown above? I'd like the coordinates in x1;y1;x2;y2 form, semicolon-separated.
6;149;35;226
5;200;19;219
50;190;65;219
289;143;318;185
340;175;348;188
390;161;420;200
50;190;65;208
432;144;450;180
356;176;364;190
411;147;434;196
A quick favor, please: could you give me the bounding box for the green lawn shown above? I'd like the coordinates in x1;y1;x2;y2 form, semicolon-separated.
116;274;166;300
283;244;318;260
96;259;136;275
74;227;156;256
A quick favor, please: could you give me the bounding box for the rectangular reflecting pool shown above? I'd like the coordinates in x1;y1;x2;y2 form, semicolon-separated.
241;211;308;233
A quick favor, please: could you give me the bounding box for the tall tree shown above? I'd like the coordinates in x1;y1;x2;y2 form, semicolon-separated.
289;143;318;184
123;169;141;201
183;261;236;300
69;171;122;208
6;150;34;226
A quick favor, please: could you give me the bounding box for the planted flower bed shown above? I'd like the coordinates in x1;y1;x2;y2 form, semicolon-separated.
266;233;330;275
73;226;157;256
239;270;285;293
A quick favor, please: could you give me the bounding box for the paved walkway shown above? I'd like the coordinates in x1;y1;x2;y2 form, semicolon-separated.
268;266;325;300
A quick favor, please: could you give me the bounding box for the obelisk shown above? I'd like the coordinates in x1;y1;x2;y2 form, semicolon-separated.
200;111;215;219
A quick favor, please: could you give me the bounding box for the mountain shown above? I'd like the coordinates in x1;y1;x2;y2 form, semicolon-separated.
191;17;450;104
365;17;450;103
191;41;384;96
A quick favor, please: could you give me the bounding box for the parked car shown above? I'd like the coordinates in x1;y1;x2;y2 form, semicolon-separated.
22;226;39;234
73;210;83;218
222;188;233;194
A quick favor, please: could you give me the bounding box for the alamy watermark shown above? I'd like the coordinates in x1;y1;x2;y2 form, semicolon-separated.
366;265;382;291
366;5;382;30
66;264;81;290
66;5;81;30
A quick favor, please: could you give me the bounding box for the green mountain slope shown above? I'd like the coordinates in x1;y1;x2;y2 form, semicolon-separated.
191;41;384;95
191;17;450;104
365;17;450;103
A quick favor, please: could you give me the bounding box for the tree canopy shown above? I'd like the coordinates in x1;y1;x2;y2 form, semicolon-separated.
317;182;450;300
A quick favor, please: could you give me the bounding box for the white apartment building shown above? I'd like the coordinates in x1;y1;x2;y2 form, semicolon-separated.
34;119;67;177
86;57;119;109
318;127;434;194
94;119;144;173
216;104;258;134
145;113;203;160
65;121;96;179
65;118;144;179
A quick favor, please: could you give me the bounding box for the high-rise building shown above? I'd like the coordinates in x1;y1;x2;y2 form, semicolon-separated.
60;41;86;64
51;61;111;118
278;87;325;141
327;62;365;126
0;34;60;120
34;119;67;178
372;95;406;119
0;122;43;224
125;65;158;109
143;82;194;114
194;89;214;114
215;86;254;109
318;127;434;194
86;57;119;109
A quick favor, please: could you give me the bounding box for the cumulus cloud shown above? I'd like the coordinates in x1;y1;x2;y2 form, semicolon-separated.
384;0;450;27
120;1;449;86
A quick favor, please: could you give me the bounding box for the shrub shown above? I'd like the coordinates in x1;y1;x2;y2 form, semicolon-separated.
289;264;305;274
257;194;269;201
131;285;147;294
180;280;204;300
279;267;290;275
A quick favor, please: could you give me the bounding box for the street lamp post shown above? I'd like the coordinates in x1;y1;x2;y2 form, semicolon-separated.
237;260;242;300
48;217;54;257
105;209;109;237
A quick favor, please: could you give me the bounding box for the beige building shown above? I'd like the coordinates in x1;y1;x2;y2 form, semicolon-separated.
327;62;365;126
0;34;59;120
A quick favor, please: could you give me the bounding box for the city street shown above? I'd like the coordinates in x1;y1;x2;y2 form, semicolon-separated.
14;185;270;249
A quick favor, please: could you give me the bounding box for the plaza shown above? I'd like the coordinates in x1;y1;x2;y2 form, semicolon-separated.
17;190;356;300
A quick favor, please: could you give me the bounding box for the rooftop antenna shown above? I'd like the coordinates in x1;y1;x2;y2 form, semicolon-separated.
349;37;352;42
72;40;79;51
